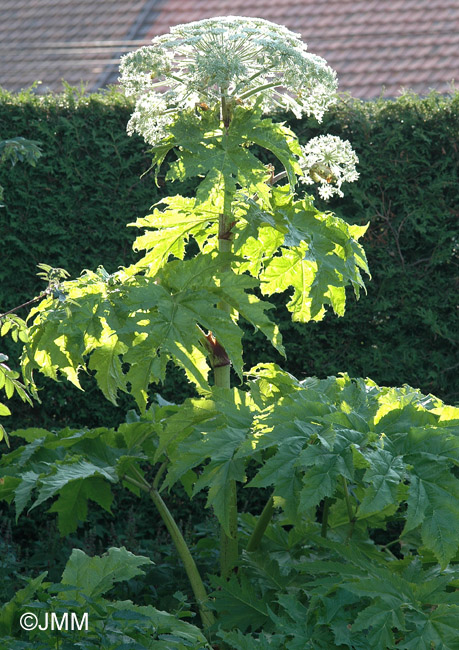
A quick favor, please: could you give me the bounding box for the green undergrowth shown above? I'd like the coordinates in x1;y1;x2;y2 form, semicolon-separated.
2;369;459;648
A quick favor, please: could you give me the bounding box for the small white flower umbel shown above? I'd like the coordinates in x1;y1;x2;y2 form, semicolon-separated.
119;16;338;146
298;135;359;199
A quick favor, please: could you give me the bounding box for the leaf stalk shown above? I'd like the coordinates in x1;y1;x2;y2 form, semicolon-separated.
122;473;215;629
246;495;274;552
321;497;331;538
342;476;356;541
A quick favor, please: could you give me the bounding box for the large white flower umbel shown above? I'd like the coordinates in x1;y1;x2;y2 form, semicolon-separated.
119;16;338;144
119;16;359;200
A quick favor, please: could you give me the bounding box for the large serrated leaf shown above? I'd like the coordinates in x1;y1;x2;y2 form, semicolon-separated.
298;428;362;509
61;546;152;599
162;388;255;534
259;190;369;322
247;438;304;519
210;573;269;632
128;195;219;277
247;116;303;188
165;109;270;205
207;271;285;357
192;426;247;536
351;598;405;648
356;448;405;517
13;470;41;520
155;396;216;460
25;257;264;403
88;338;128;405
48;476;113;535
30;459;117;512
398;605;459;650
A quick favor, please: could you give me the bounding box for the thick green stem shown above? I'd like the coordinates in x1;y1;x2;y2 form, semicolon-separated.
342;476;356;542
246;495;274;552
123;474;215;629
215;141;239;576
219;480;238;576
152;461;168;490
213;362;231;390
321;497;331;538
221;94;232;129
148;489;215;628
213;206;232;392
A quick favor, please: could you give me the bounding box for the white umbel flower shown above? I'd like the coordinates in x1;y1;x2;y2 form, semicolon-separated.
298;135;359;199
119;16;338;145
126;91;172;145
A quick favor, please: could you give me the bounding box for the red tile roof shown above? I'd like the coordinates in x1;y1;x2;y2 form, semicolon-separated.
0;0;457;98
146;0;459;98
0;0;153;93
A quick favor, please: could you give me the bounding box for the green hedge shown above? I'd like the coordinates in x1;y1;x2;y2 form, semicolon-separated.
280;92;458;404
1;86;457;431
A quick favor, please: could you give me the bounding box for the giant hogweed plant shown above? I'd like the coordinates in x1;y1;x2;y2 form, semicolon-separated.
1;17;459;648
